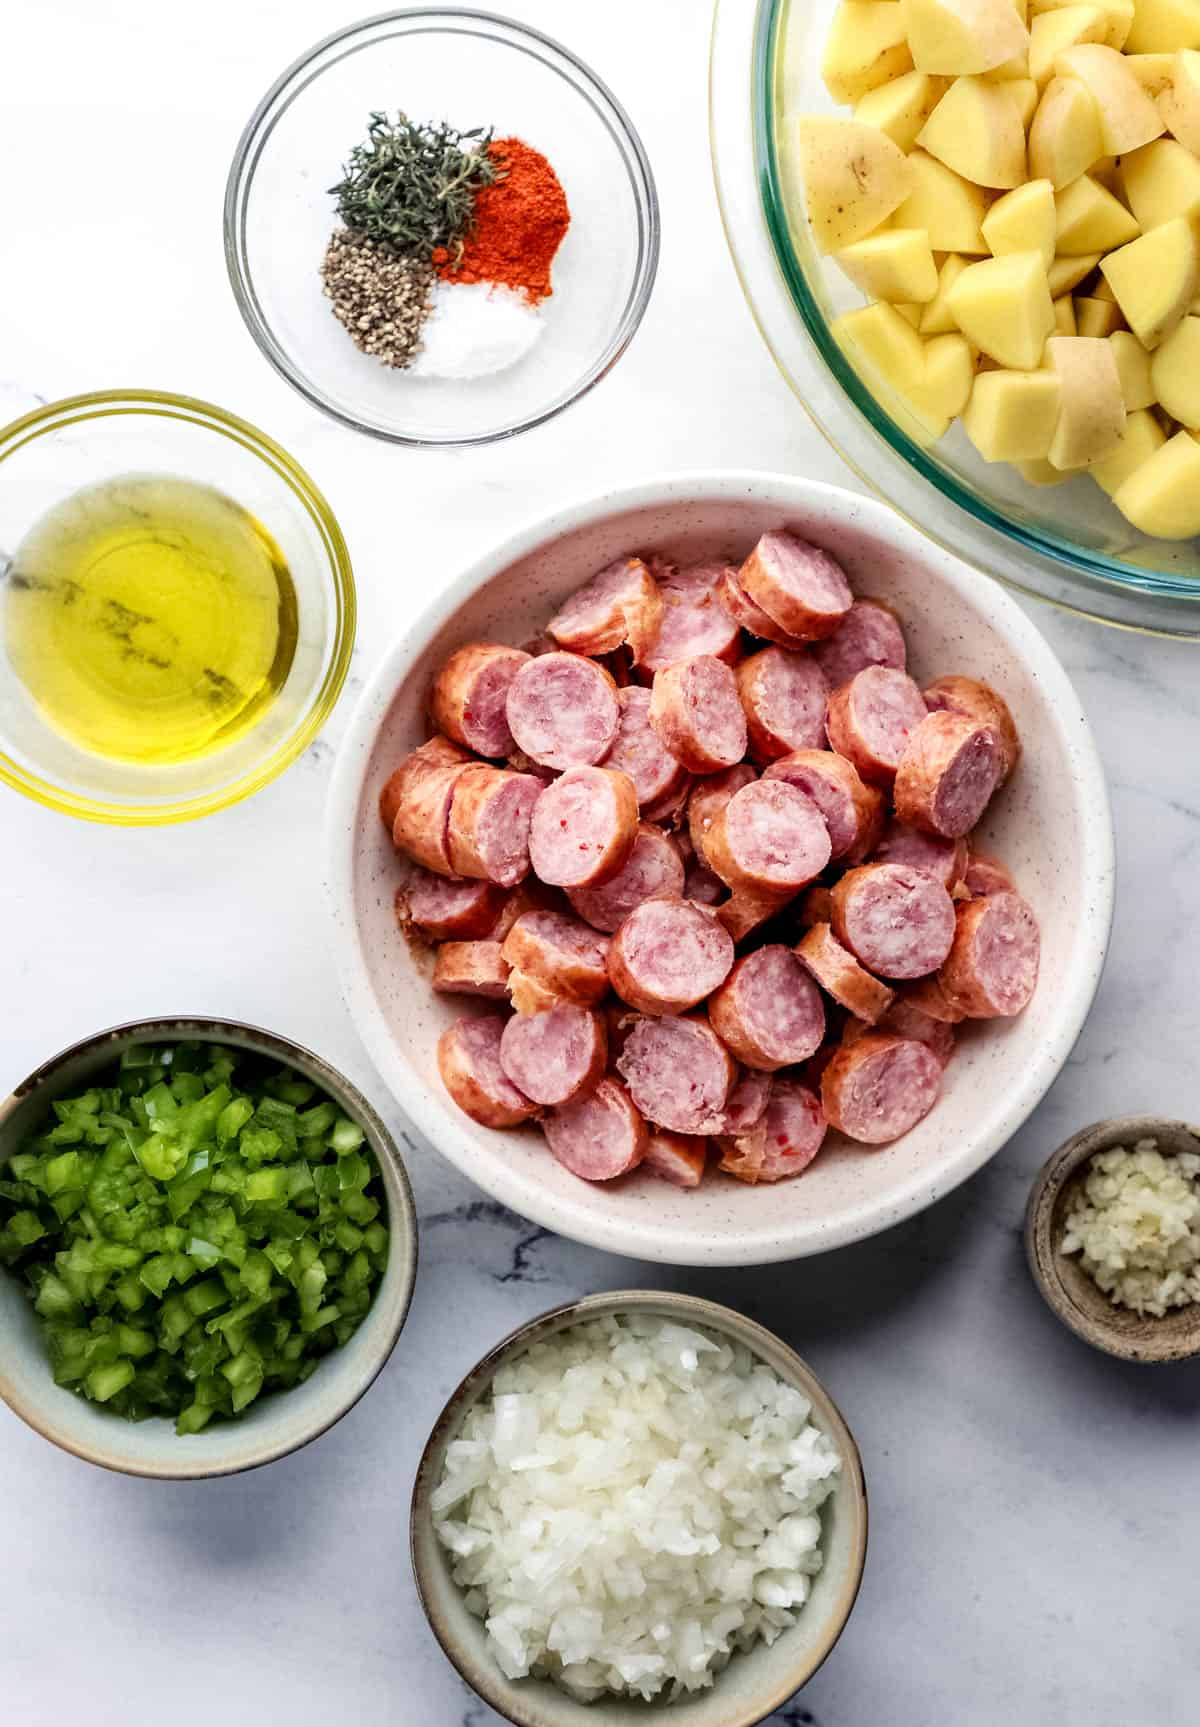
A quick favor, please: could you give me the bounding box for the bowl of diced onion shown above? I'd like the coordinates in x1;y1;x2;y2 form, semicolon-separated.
0;1018;417;1479
410;1290;867;1724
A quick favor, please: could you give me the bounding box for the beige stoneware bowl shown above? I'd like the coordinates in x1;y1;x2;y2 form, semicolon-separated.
0;1018;418;1478
410;1290;867;1727
326;471;1115;1266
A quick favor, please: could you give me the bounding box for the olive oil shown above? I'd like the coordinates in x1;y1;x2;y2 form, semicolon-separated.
4;474;297;764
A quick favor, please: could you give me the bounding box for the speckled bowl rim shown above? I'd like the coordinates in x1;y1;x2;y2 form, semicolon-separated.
1024;1115;1200;1364
410;1290;868;1727
0;1017;418;1478
325;468;1116;1266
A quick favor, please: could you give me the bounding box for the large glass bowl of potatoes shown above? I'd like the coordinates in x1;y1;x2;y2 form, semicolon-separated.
711;0;1200;635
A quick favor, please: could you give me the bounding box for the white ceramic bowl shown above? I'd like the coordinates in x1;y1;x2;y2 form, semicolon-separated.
0;1019;418;1478
326;472;1115;1266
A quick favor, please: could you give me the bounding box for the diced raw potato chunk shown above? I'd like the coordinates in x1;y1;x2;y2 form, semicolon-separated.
917;75;1029;186
1089;408;1167;491
920;253;972;331
1030;8;1112;86
1045;334;1126;466
1007;76;1042;123
1149;316;1200;425
822;2;915;105
1029;76;1105;184
895;301;927;325
835;230;940;302
1030;0;1136;45
1125;51;1178;93
1054;294;1080;331
855;71;951;149
1046;250;1103;292
902;0;1031;74
963;366;1064;457
908;332;977;434
1018;456;1074;481
1099;216;1199;346
1054;175;1141;251
1109;329;1156;407
1158;51;1200;153
891;151;992;250
983;180;1057;267
1125;0;1200;53
796;119;916;254
946;251;1056;366
1053;44;1166;150
834;301;928;396
1112;430;1200;534
1121;138;1200;227
1075;295;1125;335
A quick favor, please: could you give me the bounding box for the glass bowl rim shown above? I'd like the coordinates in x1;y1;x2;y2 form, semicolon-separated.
222;4;662;448
0;388;356;826
749;0;1200;609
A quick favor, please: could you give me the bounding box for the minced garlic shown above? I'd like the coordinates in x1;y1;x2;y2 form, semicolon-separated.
1061;1139;1200;1318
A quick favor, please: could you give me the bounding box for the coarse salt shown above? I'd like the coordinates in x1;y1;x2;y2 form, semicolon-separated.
432;1313;841;1703
409;280;544;380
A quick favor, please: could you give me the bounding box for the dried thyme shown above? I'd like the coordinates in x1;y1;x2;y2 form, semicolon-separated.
329;111;502;259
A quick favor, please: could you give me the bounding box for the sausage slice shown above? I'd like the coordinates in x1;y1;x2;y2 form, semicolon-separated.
380;735;467;837
707;779;831;894
873;819;968;893
796;923;895;1024
939;891;1040;1017
546;556;662;659
708;945;826;1071
567;824;684;933
528;766;639;888
894;712;1005;839
500;911;610;1004
687;763;758;864
736;647;830;763
821;1033;942;1144
432;941;511;998
609;898;735;1015
447;766;543;886
505;652;620;770
499;1005;607;1107
395;870;505;941
812;598;906;688
963;852;1016;898
763;748;884;862
616;1016;737;1134
719;1079;827;1183
437;1015;537;1129
643;1131;709;1189
637;560;742;674
601;686;690;811
845;999;956;1065
430;642;531;758
737;530;853;641
825;666;928;789
717;568;811;649
649;655;748;773
716;885;793;943
541;1078;648;1181
923;675;1020;782
831;862;956;981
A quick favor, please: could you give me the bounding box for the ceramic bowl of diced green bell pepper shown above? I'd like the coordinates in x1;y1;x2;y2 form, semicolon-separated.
0;1019;417;1478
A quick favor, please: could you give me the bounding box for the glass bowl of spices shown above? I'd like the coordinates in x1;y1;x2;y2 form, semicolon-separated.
0;391;354;825
224;9;659;446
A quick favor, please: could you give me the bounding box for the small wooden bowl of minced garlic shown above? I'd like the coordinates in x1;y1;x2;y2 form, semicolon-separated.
1025;1117;1200;1363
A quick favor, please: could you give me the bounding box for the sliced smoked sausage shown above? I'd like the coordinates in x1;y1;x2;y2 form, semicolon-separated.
873;819;968;893
601;686;690;811
901;974;966;1024
939;891;1040;1017
608;897;735;1015
825;666;928;789
430;642;531;758
737;530;853;641
963;852;1016;898
831;862;956;981
716;885;793;944
813;598;906;688
649;655;748;773
894;712;1005;839
763;748;884;862
391;743;474;876
643;1131;709;1189
541;1078;648;1181
432;941;511;998
637;560;742;674
396;869;505;941
447;766;543;886
437;1015;537;1129
505;651;620;770
845;999;956;1065
616;1015;737;1134
500;910;611;1004
707;945;826;1071
706;779;831;894
528;766;638;888
796;923;895;1025
718;1079;827;1184
567;824;684;933
380;735;467;837
546;557;662;659
499;1005;607;1107
696;1068;772;1136
736;647;830;764
687;763;758;864
717;568;811;649
821;1032;942;1144
923;675;1021;782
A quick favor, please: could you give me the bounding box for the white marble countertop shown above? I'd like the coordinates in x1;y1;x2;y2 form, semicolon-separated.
2;2;1198;1722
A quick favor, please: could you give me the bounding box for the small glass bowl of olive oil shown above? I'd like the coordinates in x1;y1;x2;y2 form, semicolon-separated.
0;392;354;824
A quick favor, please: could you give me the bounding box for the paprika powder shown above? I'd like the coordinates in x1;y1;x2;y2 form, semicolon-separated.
433;137;570;302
